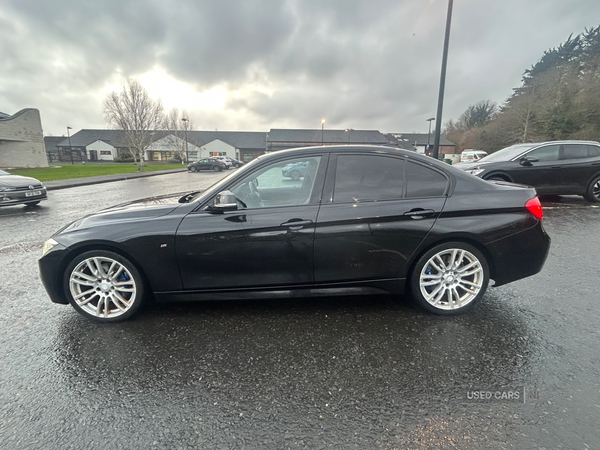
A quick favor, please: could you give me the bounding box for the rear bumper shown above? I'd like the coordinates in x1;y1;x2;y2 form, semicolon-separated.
487;221;550;287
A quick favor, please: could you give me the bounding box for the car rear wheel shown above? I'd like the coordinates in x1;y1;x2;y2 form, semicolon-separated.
486;176;508;182
64;250;145;322
584;175;600;202
190;166;198;172
213;166;221;172
410;242;489;315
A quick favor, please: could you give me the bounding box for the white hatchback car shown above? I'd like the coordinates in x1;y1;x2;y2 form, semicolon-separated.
460;150;488;162
211;156;233;168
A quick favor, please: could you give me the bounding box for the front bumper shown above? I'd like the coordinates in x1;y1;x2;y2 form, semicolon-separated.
0;188;48;206
38;243;71;304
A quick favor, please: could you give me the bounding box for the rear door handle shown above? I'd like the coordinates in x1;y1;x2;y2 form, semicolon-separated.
280;219;313;228
403;209;436;219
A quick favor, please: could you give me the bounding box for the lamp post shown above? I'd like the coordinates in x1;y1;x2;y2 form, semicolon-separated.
345;128;353;143
181;118;189;164
426;118;435;155
432;0;454;160
67;126;74;165
321;119;326;145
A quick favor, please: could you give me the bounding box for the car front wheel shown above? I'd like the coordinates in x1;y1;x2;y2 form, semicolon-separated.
290;170;301;181
410;242;489;315
190;166;198;172
584;175;600;202
63;250;145;322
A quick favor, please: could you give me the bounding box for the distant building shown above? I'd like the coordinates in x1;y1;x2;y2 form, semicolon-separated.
0;108;48;168
44;136;65;163
266;129;396;152
389;133;456;156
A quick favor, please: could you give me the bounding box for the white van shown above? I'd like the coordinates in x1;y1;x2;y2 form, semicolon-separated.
460;150;488;162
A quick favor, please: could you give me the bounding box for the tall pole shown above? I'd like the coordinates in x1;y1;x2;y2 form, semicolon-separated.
67;126;73;165
321;119;326;145
426;117;435;155
432;0;453;160
182;118;189;163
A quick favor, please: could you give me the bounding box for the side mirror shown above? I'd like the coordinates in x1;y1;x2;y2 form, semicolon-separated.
520;156;539;166
208;190;238;213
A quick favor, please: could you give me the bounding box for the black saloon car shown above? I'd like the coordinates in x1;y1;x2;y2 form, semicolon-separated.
187;158;226;172
39;145;550;322
455;140;600;202
0;169;48;207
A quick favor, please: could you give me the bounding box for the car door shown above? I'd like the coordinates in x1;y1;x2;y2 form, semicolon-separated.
559;144;600;193
313;154;448;283
508;144;563;193
176;154;327;289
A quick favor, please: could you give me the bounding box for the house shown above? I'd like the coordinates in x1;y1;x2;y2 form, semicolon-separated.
266;129;397;152
389;133;456;157
0;108;48;168
188;131;267;162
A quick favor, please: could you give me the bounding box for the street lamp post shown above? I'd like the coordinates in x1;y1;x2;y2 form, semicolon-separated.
321;119;326;145
426;118;435;155
181;118;189;164
432;0;454;160
67;126;74;165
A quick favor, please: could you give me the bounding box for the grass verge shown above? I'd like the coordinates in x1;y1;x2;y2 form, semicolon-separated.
9;164;185;182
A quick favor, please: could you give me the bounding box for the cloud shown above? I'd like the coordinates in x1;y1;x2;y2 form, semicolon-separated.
1;0;599;137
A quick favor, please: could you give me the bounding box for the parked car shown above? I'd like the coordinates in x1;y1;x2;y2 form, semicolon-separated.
230;158;244;168
455;140;600;202
39;145;550;322
281;161;309;180
0;169;48;207
460;150;488;162
187;158;226;172
211;156;233;168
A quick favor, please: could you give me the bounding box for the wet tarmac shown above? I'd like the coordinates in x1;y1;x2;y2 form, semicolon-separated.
0;176;599;449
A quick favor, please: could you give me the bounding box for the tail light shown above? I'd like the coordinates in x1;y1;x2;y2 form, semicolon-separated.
525;197;543;220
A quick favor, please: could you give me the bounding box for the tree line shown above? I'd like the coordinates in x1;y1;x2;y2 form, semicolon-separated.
444;26;600;153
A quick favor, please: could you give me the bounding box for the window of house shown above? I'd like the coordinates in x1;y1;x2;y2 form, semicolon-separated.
100;151;112;155
333;155;404;203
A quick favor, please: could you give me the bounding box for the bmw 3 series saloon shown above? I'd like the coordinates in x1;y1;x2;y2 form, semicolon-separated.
39;145;551;322
455;140;600;202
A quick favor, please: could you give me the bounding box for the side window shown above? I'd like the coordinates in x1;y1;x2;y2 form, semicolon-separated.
333;155;404;203
526;145;560;162
229;156;321;209
562;144;589;160
588;145;600;157
406;162;447;197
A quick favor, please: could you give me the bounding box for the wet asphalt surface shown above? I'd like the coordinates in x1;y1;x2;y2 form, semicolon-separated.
0;173;599;449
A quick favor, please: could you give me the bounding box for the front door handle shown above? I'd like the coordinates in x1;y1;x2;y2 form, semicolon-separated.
403;209;436;219
280;219;313;228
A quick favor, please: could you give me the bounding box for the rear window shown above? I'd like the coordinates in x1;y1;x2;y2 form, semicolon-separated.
562;144;589;160
406;162;447;197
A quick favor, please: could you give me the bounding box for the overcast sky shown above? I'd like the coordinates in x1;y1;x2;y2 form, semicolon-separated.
1;0;598;137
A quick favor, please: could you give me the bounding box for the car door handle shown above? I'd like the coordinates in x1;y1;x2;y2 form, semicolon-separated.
403;209;436;219
280;219;313;228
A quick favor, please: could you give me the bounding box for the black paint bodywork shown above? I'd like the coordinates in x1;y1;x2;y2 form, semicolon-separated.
39;145;550;306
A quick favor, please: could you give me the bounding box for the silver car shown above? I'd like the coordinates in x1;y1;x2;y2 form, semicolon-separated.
0;169;48;207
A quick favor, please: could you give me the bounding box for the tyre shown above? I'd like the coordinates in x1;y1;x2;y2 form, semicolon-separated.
486;176;507;182
25;201;40;206
410;242;489;315
63;250;145;322
234;163;241;168
190;166;198;172
213;165;221;172
290;170;301;181
583;175;600;202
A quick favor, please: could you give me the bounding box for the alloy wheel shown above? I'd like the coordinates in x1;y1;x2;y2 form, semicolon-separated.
418;248;485;311
69;256;138;319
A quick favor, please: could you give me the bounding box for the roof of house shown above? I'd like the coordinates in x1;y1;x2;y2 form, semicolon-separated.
390;133;455;146
267;129;391;144
57;129;268;150
44;136;66;152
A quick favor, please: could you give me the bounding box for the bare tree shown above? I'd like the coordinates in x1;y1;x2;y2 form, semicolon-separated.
164;108;194;164
104;79;166;169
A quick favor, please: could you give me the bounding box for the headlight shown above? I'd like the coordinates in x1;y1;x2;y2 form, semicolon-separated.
41;238;58;257
467;169;485;176
0;186;16;192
